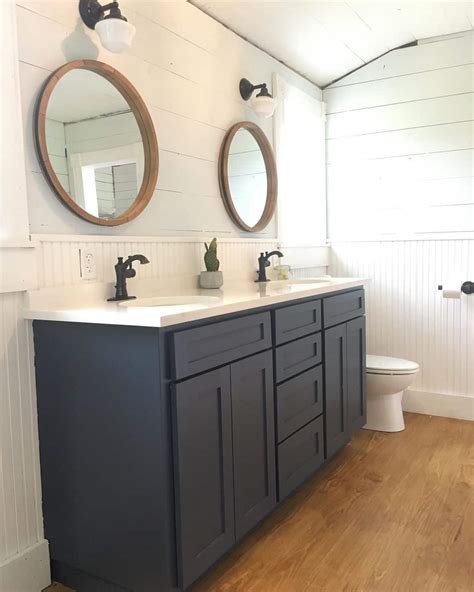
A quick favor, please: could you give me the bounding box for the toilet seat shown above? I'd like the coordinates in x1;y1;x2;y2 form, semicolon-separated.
366;355;419;376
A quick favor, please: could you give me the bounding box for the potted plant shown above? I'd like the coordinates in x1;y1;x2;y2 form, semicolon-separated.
200;238;223;289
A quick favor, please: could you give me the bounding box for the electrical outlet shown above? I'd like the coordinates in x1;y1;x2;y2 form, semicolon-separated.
79;248;97;280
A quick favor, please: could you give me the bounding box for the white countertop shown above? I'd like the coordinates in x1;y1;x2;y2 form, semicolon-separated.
24;276;369;328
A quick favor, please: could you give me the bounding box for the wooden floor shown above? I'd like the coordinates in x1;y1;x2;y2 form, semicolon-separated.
44;413;473;592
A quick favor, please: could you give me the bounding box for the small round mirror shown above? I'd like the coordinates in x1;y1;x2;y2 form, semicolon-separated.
35;60;158;226
218;122;277;232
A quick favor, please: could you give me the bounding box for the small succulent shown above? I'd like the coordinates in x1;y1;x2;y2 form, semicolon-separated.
204;238;220;272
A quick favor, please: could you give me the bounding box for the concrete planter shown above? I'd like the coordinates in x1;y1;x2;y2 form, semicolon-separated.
199;271;223;289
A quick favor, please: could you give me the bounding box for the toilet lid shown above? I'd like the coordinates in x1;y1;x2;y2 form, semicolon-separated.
366;355;419;375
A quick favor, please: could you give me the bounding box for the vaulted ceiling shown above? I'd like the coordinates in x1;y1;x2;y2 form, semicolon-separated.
190;1;473;87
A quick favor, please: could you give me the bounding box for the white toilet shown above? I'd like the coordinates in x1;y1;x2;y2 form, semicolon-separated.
365;355;419;432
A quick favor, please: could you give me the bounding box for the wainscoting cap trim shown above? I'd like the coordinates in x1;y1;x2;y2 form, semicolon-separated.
0;239;39;249
31;234;279;244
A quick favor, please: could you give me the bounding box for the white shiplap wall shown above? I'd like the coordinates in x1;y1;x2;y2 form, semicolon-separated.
326;33;474;419
325;32;473;240
16;0;321;238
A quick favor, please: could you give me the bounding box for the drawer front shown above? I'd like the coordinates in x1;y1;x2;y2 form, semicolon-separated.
274;299;322;345
276;365;323;443
275;333;322;383
323;289;365;328
171;312;272;380
278;415;325;500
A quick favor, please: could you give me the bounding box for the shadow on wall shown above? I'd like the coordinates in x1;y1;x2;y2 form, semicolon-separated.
62;19;99;61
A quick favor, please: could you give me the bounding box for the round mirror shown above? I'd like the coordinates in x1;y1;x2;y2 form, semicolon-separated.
218;121;277;232
34;60;158;226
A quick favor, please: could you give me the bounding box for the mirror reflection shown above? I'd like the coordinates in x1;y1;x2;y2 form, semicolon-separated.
44;69;144;220
227;129;267;228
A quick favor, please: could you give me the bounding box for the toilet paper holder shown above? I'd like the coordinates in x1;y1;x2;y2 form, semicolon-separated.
437;281;474;295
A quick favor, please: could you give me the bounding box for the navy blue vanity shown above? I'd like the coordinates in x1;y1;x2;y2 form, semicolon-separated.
33;286;366;592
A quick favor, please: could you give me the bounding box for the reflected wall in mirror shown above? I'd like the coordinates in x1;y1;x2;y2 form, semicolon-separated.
35;60;158;226
219;122;277;232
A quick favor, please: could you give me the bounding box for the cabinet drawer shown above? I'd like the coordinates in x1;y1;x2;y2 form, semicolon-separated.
323;289;365;328
274;299;322;345
276;365;323;443
171;312;272;380
278;415;325;500
275;333;322;383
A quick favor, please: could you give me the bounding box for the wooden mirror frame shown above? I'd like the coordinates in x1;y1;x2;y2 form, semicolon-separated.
218;121;277;232
34;60;159;226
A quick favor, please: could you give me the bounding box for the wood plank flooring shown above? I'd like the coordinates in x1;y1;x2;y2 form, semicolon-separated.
44;413;474;592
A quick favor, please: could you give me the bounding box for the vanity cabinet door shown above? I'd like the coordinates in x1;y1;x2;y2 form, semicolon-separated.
172;367;235;590
346;316;367;436
231;351;276;540
324;317;367;458
324;323;349;458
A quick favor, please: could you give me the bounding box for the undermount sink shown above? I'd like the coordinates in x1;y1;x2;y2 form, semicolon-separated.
119;295;221;308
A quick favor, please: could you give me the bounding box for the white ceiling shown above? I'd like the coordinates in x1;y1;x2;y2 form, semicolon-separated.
190;1;473;87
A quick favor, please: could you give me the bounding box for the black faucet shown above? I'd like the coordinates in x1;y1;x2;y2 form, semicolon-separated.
107;254;150;301
255;250;284;282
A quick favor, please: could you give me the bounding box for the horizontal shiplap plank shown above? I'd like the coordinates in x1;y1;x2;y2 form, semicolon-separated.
416;204;474;233
325;64;474;114
327;121;474;163
328;204;474;239
327;149;474;184
331;32;474;88
327;93;474;139
327;174;473;211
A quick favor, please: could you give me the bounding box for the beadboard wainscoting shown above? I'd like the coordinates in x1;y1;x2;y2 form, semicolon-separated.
330;240;474;420
0;292;49;591
32;235;330;287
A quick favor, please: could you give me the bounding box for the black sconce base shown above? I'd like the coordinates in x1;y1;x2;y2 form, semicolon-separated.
239;78;255;101
79;0;103;29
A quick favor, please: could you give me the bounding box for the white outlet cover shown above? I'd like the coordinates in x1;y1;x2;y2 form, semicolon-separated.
80;248;97;280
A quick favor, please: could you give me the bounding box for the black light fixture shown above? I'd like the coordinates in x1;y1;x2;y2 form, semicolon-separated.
239;78;277;118
79;0;136;53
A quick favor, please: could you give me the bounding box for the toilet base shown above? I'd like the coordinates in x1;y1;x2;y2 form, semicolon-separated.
363;390;405;432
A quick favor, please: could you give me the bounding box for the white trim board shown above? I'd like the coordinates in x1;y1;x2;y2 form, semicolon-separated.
0;246;38;293
31;234;279;244
403;389;474;421
0;540;50;592
329;234;474;243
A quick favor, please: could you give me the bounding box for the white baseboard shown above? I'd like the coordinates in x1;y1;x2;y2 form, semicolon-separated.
0;540;50;592
403;389;474;421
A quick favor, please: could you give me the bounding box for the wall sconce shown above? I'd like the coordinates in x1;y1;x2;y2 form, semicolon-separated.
239;78;277;119
79;0;136;53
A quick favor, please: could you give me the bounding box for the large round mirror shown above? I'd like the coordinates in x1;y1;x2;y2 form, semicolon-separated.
218;121;277;232
34;60;158;226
